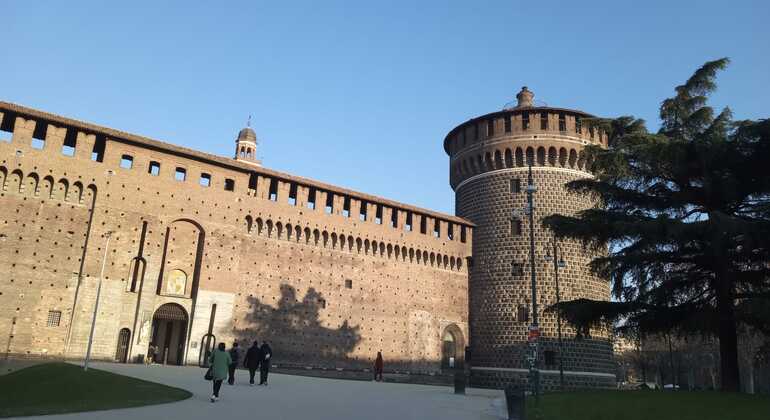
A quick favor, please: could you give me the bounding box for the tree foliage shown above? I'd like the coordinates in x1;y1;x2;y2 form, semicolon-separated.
542;58;770;391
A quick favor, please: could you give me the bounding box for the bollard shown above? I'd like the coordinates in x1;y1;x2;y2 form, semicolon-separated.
454;371;466;394
504;386;526;420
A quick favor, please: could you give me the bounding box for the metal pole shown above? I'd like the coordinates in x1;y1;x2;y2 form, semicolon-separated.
84;231;111;371
526;163;539;399
553;240;565;391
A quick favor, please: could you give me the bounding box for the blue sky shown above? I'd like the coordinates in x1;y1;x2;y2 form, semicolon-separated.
3;1;768;214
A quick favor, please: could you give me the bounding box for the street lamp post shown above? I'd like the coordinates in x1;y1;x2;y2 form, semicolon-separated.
524;163;540;399
84;231;112;371
544;238;566;391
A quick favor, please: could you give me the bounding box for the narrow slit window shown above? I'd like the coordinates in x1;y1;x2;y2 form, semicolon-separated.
420;215;427;234
575;116;582;134
504;116;511;133
510;178;521;193
390;208;398;228
460;226;467;243
512;262;524;276
447;223;454;240
375;205;383;225
433;220;440;238
511;219;522;236
199;173;211;187
517;305;529;322
120;154;134;169
248;173;258;190
558;113;566;131
175;167;187;181
224;178;235;191
540;112;548;130
405;212;413;232
522;112;530;130
344;279;353;289
487;119;494;137
148;161;160;176
62;129;77;156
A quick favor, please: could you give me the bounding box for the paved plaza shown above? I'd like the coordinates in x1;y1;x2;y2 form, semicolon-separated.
11;362;505;420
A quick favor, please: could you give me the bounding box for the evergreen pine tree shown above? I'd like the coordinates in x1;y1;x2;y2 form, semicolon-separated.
543;58;770;392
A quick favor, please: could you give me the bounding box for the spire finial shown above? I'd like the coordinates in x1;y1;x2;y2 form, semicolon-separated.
516;86;534;108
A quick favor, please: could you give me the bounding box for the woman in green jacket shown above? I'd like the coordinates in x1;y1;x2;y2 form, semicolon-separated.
209;342;232;402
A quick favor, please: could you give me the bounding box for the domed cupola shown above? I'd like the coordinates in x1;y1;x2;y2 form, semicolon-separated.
235;117;261;165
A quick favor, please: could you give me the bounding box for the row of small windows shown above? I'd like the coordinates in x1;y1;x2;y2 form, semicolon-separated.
119;154;234;191
2;114;466;242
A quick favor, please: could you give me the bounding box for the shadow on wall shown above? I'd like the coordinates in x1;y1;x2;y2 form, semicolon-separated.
233;284;363;369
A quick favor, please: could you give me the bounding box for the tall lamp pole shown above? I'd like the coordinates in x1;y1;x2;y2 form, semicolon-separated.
524;163;540;399
84;231;112;371
544;238;566;390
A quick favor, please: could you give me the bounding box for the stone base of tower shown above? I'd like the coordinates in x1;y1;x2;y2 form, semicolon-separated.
469;367;616;391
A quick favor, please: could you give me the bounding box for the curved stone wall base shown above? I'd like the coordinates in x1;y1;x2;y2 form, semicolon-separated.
470;366;616;391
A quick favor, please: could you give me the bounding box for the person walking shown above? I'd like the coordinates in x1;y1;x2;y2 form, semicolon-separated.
374;351;384;382
244;340;262;386
228;342;241;385
209;342;232;402
259;341;272;386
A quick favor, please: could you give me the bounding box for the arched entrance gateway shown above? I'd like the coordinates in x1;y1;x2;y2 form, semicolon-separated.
149;303;189;365
441;324;465;371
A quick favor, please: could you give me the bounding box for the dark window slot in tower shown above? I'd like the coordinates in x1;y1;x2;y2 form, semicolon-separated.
504;116;511;133
375;205;383;225
460;226;467;243
558;113;566;131
91;134;106;162
405;212;413;232
31;121;47;149
62;128;77;157
324;191;334;214
390;208;398;228
433;219;440;238
288;183;298;206
575;116;582;133
487;119;494;137
342;196;351;217
510;178;521;193
0;112;15;142
359;200;367;220
522;112;530;130
511;220;522;236
269;178;278;201
420;215;427;234
175;167;187;181
224;178;235;191
307;188;317;210
248;173;258;190
540;112;548;130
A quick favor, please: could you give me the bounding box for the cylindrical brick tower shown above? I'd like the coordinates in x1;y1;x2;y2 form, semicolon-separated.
444;87;615;389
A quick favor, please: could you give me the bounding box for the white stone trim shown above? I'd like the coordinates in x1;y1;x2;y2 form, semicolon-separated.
455;166;592;191
470;366;616;379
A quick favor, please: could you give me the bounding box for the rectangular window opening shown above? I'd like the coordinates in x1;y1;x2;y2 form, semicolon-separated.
175;167;187;181
62;129;77;157
447;223;454;240
342;196;351;217
120;154;134;169
405;212;413;232
47;310;62;327
248;173;258;190
522;112;530;130
268;178;278;201
420;216;427;234
504;116;511;133
359;200;367;221
224;178;235;191
0;113;15;142
148;161;160;176
390;208;398;228
510;178;521;193
460;226;467;243
324;192;334;214
307;188;317;209
288;183;298;206
511;220;522;236
575;116;582;134
375;205;383;225
433;220;440;238
31;122;47;149
512;262;524;276
91;134;106;162
487;119;495;137
344;279;353;289
558;113;566;131
199;173;211;187
540;112;548;130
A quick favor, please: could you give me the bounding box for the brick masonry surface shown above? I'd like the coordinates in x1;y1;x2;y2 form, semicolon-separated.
444;100;615;388
0;101;471;374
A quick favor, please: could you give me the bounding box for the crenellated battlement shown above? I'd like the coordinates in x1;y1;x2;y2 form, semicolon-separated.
443;105;606;189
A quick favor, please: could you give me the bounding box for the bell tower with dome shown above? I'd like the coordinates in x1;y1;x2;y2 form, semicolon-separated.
235;118;261;165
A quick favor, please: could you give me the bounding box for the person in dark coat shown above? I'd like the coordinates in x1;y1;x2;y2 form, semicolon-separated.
374;351;384;382
228;342;241;385
259;341;272;386
243;340;262;386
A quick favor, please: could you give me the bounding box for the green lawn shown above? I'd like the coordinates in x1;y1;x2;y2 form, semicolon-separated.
0;362;192;417
526;390;770;420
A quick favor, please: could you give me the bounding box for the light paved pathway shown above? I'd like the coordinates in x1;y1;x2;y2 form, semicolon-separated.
13;362;504;420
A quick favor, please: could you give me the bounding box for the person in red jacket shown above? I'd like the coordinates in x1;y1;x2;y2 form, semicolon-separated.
373;351;384;382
